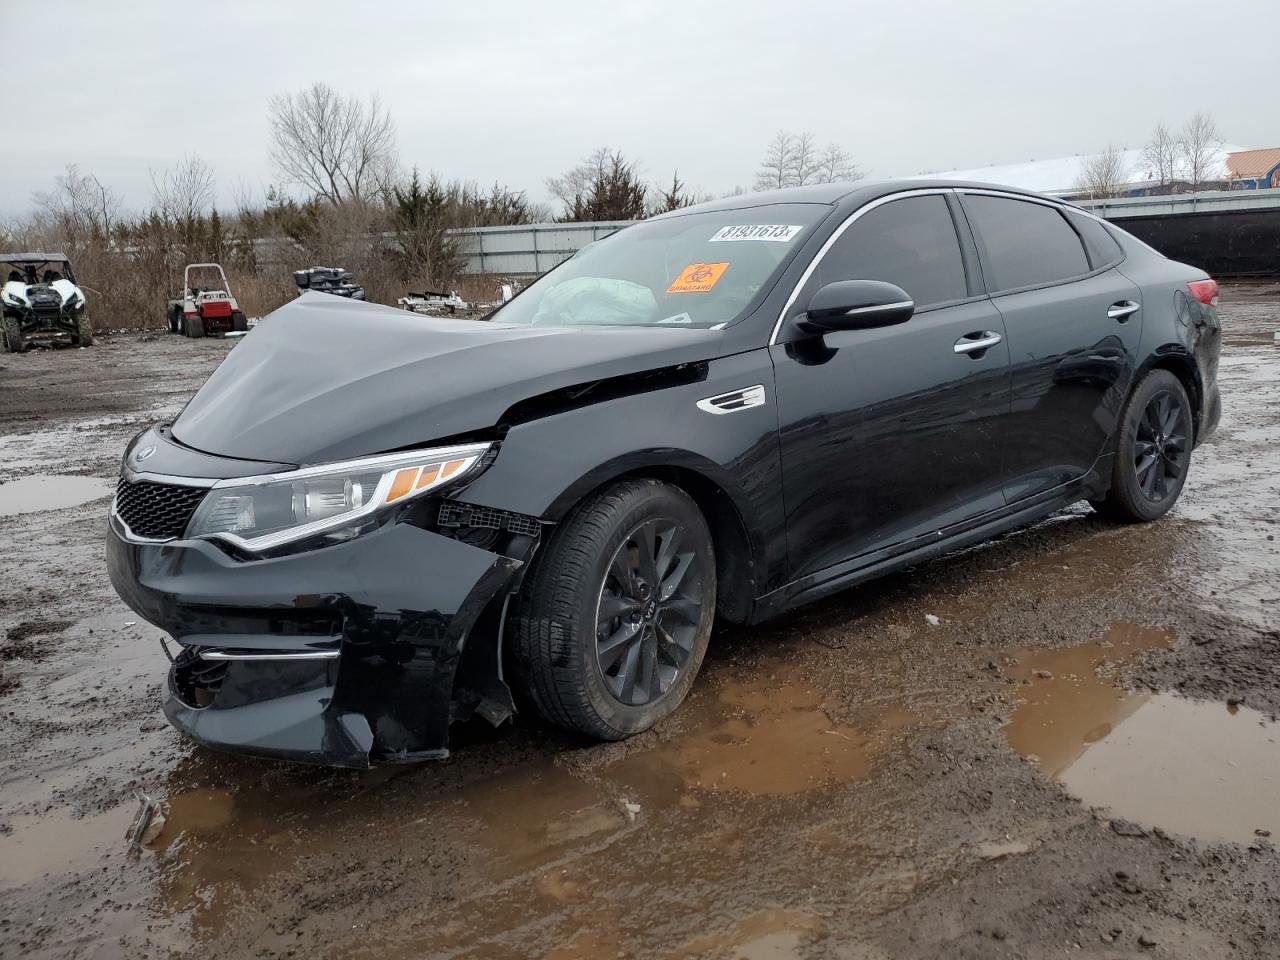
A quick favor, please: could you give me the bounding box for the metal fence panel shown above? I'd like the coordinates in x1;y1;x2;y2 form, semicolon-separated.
451;221;635;275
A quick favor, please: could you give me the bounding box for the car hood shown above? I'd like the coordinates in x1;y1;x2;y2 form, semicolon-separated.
172;292;726;465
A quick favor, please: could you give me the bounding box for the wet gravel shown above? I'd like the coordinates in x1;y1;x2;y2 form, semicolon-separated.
0;291;1278;959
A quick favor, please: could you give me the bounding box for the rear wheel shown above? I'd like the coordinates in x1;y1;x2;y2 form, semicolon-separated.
1092;369;1192;523
511;479;716;740
3;316;25;353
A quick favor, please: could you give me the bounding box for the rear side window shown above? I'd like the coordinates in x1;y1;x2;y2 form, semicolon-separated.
963;195;1090;292
1066;210;1124;269
815;195;968;309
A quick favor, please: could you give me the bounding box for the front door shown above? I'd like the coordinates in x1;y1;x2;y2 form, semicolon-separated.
771;193;1012;583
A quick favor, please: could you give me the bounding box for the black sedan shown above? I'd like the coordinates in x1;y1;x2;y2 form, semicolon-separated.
106;180;1222;767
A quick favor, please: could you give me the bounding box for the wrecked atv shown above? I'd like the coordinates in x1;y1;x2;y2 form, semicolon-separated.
1;252;93;351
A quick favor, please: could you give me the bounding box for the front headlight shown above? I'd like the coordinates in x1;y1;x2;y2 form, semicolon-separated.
185;442;491;552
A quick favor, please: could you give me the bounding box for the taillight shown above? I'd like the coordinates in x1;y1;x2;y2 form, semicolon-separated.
1187;279;1219;307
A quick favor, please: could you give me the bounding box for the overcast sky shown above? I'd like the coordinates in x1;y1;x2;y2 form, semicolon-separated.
5;0;1274;218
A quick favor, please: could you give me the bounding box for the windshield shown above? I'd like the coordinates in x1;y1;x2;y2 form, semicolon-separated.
490;204;830;329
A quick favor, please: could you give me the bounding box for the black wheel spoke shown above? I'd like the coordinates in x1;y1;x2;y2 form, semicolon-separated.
636;524;660;588
662;596;700;626
659;552;695;601
657;624;690;668
598;592;638;624
610;549;635;596
654;524;681;581
597;621;639;672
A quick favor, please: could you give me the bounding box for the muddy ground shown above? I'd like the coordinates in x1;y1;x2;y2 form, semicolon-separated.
1;290;1278;959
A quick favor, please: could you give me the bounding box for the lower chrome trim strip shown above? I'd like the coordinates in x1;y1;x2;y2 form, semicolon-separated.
198;649;341;661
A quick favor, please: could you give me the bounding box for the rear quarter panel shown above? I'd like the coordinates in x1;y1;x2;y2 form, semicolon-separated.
1110;225;1222;442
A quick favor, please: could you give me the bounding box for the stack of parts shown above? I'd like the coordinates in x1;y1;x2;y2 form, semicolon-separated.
293;266;367;301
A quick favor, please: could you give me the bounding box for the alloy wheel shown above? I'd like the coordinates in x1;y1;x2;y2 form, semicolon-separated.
595;518;704;706
1133;390;1188;502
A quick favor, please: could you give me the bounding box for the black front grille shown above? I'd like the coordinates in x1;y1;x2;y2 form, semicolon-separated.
114;478;208;540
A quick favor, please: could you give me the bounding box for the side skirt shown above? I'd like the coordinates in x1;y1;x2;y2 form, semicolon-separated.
752;458;1111;622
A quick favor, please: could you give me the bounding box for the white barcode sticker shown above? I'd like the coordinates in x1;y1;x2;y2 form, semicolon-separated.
709;224;803;243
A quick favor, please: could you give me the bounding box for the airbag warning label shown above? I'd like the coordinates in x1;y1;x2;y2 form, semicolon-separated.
667;262;730;294
709;224;802;242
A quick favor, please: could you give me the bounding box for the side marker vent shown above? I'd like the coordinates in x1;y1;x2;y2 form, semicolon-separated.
696;385;767;415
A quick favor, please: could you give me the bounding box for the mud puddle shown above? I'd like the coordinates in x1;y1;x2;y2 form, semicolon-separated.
605;675;916;803
1006;622;1280;844
0;803;137;890
0;474;114;516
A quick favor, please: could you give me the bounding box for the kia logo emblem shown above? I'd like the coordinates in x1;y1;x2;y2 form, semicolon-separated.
134;445;156;463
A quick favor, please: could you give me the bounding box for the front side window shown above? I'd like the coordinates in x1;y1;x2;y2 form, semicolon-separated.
490;204;829;329
963;195;1090;292
813;195;968;310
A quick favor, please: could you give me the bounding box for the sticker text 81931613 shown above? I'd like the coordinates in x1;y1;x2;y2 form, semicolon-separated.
667;262;730;294
709;225;803;243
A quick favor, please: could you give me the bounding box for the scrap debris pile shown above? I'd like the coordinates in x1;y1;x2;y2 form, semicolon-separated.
398;289;470;315
293;266;366;301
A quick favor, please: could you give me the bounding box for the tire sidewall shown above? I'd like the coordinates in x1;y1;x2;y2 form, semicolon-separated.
571;487;716;737
1113;370;1192;521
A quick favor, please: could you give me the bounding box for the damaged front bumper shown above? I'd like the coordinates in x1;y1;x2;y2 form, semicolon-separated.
106;508;529;768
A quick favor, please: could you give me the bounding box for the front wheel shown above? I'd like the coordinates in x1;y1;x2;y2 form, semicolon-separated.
2;316;25;353
72;318;93;346
1092;369;1193;523
511;479;716;740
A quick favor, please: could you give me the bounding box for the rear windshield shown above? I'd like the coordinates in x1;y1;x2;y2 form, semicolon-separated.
490;204;830;329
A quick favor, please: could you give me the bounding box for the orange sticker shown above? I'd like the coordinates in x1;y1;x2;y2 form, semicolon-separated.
667;262;729;294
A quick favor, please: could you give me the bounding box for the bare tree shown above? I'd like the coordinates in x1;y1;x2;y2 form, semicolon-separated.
1141;123;1181;190
31;164;121;240
151;155;216;223
754;131;795;191
547;148;647;221
813;142;863;184
1073;144;1128;199
268;83;398;204
1181;112;1223;191
790;132;821;186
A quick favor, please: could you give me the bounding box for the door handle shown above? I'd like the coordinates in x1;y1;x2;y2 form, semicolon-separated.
1108;300;1141;321
954;331;1002;355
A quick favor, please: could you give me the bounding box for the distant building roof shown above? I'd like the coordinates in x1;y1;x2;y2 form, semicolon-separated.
1226;148;1280;179
927;144;1246;196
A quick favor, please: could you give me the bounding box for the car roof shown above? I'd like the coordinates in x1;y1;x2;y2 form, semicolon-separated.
657;180;1066;217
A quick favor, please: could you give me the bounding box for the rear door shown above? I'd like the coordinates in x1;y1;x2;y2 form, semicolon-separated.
958;192;1142;502
771;192;1012;581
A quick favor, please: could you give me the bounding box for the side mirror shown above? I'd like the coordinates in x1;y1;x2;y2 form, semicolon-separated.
797;280;914;334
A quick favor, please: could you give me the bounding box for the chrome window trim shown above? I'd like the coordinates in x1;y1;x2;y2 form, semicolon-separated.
768;188;951;346
956;188;1125;295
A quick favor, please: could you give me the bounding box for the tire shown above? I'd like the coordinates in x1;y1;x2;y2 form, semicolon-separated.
3;316;25;353
511;479;716;740
231;311;248;332
72;318;93;347
183;314;204;338
167;305;181;334
1092;369;1193;523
